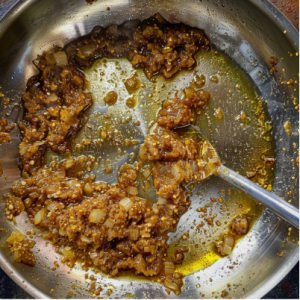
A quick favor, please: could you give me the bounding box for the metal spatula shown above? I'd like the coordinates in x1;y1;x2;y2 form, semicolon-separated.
178;125;299;229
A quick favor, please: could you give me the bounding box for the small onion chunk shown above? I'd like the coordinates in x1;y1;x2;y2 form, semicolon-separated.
46;202;57;212
6;230;26;244
89;209;106;223
222;243;232;256
129;228;139;241
80;234;92;243
171;163;182;182
138;145;148;161
142;168;151;179
104;218;114;228
34;208;46;225
164;261;176;275
190;160;198;172
127;186;138;195
62;246;75;259
157;197;167;205
90;252;98;260
217;234;235;256
80;44;96;57
47;93;58;102
164;276;178;291
53;51;68;66
84;182;94;196
144;180;151;191
65;158;75;169
224;234;235;248
59;228;66;236
55;170;65;179
204;160;216;177
120;197;134;211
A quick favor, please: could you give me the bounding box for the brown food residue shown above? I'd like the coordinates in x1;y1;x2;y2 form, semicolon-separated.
3;14;217;296
269;56;278;73
7;230;36;266
104;91;118;105
0;118;15;143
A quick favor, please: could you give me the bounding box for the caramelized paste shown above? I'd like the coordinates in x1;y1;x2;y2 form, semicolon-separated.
0;118;15;143
4;14;245;295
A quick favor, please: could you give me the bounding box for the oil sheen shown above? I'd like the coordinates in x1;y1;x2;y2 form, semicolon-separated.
47;46;275;277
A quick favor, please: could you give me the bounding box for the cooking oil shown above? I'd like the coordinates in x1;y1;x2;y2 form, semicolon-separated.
47;46;275;277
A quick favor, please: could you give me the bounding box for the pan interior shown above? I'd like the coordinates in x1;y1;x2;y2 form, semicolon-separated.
0;0;298;299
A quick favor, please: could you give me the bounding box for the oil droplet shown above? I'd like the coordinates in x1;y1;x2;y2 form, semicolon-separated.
214;108;224;120
126;96;137;108
104;91;118;105
193;74;206;88
209;75;219;84
124;75;141;93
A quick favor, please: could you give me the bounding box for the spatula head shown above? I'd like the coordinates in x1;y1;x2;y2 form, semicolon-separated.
175;125;221;179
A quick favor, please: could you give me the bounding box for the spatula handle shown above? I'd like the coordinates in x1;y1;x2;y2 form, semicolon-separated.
218;165;299;229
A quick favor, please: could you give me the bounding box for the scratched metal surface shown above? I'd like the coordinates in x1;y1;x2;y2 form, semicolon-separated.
0;0;299;299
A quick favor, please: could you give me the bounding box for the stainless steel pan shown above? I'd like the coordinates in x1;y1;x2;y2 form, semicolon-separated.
0;0;298;298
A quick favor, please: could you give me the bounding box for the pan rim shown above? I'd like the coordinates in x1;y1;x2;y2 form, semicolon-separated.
0;0;298;298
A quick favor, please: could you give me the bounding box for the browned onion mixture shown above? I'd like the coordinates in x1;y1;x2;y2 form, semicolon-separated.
0;118;15;143
4;14;250;295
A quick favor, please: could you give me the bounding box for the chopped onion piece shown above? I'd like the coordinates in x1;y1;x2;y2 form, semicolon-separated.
65;158;75;169
223;243;232;255
107;228;116;241
64;179;80;188
84;182;94;196
239;218;248;230
34;208;46;225
142;168;151;179
7;230;26;244
104;218;114;228
47;202;57;212
19;142;29;156
80;234;92;243
164;276;178;291
55;170;65;179
47;93;58;102
163;65;179;79
209;156;220;166
162;47;173;54
166;204;176;211
224;234;235;248
59;228;66;236
138;145;148;161
144;245;157;254
33;141;46;147
157;197;167;205
164;262;176;275
178;89;185;100
171;163;182;182
19;141;45;156
152;205;159;214
62;246;75;259
144;180;151;191
120;197;134;211
129;228;139;241
127;186;138;195
190;160;198;172
202;141;208;156
89;209;106;223
53;51;68;66
204;160;216;177
80;44;96;57
90;252;98;260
